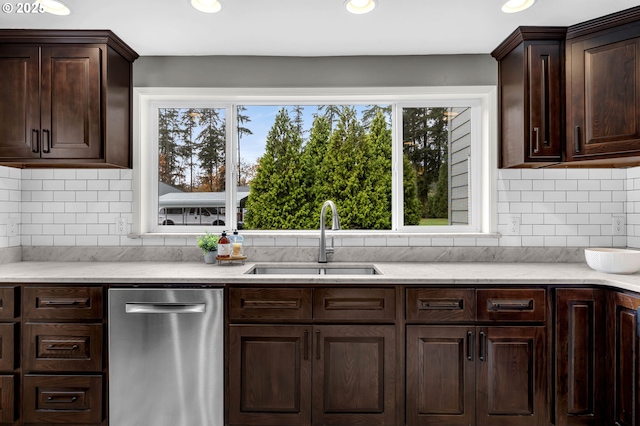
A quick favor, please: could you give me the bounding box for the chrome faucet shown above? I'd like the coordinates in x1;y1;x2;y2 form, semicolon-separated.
319;200;341;263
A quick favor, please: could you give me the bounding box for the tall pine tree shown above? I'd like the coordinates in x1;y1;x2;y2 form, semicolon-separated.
244;109;307;229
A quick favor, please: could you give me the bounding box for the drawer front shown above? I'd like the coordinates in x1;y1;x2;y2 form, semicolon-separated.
24;323;103;372
314;288;396;321
0;375;14;424
0;287;17;319
0;323;15;372
229;288;312;321
24;286;103;320
477;289;546;322
406;288;475;322
23;375;102;424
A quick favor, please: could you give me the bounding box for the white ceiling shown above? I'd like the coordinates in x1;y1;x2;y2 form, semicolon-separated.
2;0;639;57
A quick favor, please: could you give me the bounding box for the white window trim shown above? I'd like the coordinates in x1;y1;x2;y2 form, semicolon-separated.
133;86;497;236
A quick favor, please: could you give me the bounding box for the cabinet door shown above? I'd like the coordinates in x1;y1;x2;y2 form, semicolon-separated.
312;325;395;426
406;326;475;426
607;291;640;426
556;288;605;426
0;45;39;159
228;325;312;426
567;32;640;160
528;43;563;161
40;46;101;160
0;375;14;424
476;326;546;426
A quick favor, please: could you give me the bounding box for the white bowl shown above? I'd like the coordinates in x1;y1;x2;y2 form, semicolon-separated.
584;248;640;274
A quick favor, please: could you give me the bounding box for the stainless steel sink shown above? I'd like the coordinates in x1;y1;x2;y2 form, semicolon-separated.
246;265;380;275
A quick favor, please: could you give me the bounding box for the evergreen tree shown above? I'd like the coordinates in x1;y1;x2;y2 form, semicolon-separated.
403;154;422;225
236;106;253;185
244;109;307;229
316;105;342;130
318;107;373;229
195;108;225;192
403;107;449;216
300;115;332;228
177;109;200;191
362;105;392;129
158;108;182;187
361;111;392;229
428;160;449;219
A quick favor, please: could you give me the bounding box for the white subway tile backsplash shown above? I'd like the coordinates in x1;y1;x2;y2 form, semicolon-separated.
3;165;640;252
53;169;76;180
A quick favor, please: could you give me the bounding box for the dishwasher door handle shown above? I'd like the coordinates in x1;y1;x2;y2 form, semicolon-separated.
125;303;206;314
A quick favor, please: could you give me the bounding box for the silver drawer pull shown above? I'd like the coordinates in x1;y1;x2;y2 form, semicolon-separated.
47;396;78;403
45;300;79;306
420;300;463;310
47;344;79;351
487;299;533;311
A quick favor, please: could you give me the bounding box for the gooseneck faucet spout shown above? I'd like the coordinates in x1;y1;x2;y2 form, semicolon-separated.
319;200;341;263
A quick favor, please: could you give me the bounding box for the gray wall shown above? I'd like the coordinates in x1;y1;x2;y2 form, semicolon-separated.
133;55;497;87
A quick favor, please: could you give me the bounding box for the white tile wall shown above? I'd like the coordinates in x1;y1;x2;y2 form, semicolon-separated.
497;168;627;248
20;169;134;247
0;166;21;248
1;166;639;249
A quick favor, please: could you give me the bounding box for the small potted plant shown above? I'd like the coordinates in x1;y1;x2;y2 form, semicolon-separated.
196;231;219;264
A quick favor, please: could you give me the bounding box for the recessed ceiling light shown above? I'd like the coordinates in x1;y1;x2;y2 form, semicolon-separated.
501;0;536;13
345;0;377;15
191;0;222;14
37;0;70;15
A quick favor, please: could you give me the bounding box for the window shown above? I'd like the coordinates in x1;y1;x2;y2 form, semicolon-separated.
134;88;496;235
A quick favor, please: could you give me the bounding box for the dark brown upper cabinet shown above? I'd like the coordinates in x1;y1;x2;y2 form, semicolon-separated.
0;30;138;168
494;6;640;168
492;27;566;168
566;16;640;163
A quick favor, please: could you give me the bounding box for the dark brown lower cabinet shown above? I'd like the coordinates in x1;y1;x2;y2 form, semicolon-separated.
23;374;102;424
228;324;396;426
607;291;640;426
0;375;14;424
228;325;311;426
406;325;546;426
555;289;606;426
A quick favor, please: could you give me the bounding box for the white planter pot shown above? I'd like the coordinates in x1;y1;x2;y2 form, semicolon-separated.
204;251;218;264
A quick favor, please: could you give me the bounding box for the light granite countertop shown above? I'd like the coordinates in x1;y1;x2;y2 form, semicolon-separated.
0;261;640;293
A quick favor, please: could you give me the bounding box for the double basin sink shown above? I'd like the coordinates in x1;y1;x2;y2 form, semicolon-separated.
246;264;380;275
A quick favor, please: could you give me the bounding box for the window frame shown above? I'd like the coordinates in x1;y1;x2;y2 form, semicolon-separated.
133;87;497;236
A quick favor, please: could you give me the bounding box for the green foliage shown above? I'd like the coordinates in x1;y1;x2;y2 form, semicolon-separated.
402;107;449;216
300;115;332;228
244;109;308;229
244;107;422;231
403;155;422;225
427;161;449;219
196;231;219;252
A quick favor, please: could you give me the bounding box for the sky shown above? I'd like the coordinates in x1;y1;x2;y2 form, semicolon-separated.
238;104;381;166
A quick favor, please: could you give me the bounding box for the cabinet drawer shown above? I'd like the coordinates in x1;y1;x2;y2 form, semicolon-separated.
229;288;312;321
24;286;103;320
406;288;475;322
0;287;17;319
24;323;102;372
314;288;396;321
23;374;102;424
477;289;546;322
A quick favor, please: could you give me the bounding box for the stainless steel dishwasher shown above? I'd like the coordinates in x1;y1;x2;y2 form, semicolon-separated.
108;288;224;426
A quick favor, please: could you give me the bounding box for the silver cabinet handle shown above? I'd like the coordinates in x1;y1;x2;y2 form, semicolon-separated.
125;303;206;314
